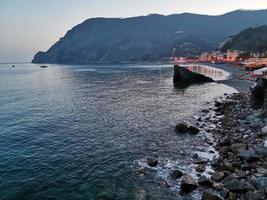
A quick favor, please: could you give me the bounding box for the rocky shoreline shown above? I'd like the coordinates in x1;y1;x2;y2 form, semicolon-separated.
144;92;267;199
174;91;267;200
199;92;267;200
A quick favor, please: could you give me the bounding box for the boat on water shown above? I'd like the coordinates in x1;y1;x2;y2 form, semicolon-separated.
40;65;48;68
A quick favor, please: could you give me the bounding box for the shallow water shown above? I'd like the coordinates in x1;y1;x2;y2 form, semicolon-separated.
0;63;236;200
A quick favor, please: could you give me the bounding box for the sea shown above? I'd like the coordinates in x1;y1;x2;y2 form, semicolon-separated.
0;63;236;200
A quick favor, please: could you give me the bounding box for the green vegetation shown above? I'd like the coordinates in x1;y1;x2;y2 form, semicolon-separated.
221;25;267;53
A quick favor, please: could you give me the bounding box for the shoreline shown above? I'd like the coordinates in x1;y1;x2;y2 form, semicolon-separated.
195;92;267;199
186;65;267;199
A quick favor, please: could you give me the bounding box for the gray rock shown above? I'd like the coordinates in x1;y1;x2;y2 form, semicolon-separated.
256;146;267;157
245;190;266;200
261;125;267;135
251;177;267;190
170;170;183;179
224;179;248;193
180;174;198;193
201;191;223;200
198;176;213;187
238;150;259;162
230;143;246;153
211;171;225;182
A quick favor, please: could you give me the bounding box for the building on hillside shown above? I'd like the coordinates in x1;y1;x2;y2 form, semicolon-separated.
226;50;241;62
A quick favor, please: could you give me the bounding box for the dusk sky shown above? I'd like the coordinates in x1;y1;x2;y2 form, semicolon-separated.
1;0;267;62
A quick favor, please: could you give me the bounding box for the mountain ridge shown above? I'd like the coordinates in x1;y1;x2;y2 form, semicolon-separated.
33;9;267;64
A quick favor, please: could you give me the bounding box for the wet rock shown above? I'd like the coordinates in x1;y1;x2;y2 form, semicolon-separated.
251;177;267;190
245;190;266;200
261;125;267;135
224;179;248;193
198;176;213;187
255;146;267;157
215;101;222;107
195;164;206;173
212;182;224;191
230;143;246;153
180;174;198;193
162;180;171;188
175;123;200;134
188;126;200;134
201;191;223;200
193;158;209;164
238;150;259;163
147;158;158;167
211;171;225;182
175;123;188;133
170;170;183;179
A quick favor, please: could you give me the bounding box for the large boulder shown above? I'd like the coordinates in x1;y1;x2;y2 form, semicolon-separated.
173;65;214;85
175;123;200;134
251;78;267;109
180;174;198;193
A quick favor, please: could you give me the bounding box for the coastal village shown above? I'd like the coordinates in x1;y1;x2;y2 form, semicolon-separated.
174;50;267;80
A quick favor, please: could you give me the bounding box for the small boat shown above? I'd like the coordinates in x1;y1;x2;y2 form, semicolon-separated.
40;65;48;68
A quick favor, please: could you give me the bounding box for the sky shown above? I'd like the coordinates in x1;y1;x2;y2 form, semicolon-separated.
0;0;267;62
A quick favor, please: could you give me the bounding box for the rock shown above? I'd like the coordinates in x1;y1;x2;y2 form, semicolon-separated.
251;78;267;109
188;126;200;134
211;171;225;182
201;191;223;200
162;180;171;188
257;167;267;176
256;146;267;157
173;65;214;85
245;190;266;200
180;174;198;193
175;123;188;133
251;177;267;190
212;182;224;191
264;140;267;148
215;101;222;107
238;150;259;162
195;164;206;173
147;158;158;167
170;170;183;179
230;143;246;153
224;179;248;193
261;125;267;135
198;176;213;187
175;123;199;134
222;160;234;171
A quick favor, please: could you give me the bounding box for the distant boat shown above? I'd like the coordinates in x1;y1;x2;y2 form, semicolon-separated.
40;65;48;68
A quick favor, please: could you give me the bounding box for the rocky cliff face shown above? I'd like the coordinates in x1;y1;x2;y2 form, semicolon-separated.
173;65;214;85
32;10;267;64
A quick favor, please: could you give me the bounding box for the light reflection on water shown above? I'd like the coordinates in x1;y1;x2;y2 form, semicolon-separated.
0;63;236;200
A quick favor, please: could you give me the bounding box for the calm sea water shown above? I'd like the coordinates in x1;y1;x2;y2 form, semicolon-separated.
0;63;236;200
